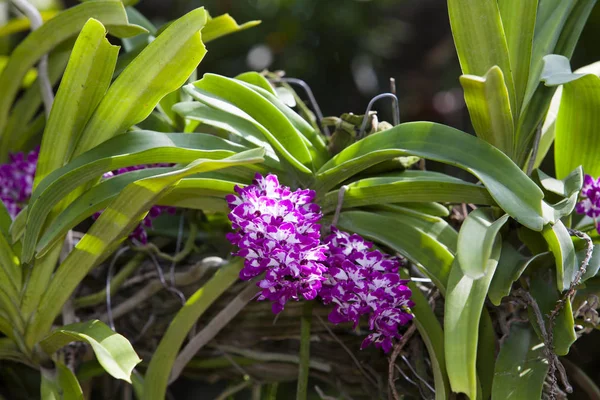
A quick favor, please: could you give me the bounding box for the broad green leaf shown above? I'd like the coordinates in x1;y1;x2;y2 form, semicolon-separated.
41;320;140;383
0;56;37;87
536;167;583;197
457;209;509;278
202;14;260;43
235;71;276;95
122;7;156;52
534;60;600;169
579;244;600;282
448;0;515;112
0;0;145;143
489;244;551;305
336;210;455;293
36;171;237;254
528;265;576;355
35;18;119;188
172;101;281;167
498;0;537;113
541;220;576;291
460;66;515;158
316;122;545;231
548;64;600;178
376;202;450;218
143;259;243;400
233;79;329;166
71;8;208;157
22;131;256;262
400;270;450;400
189;74;314;176
26;149;264;346
321;171;495;215
491;323;548;399
0;195;21;292
444;239;501;399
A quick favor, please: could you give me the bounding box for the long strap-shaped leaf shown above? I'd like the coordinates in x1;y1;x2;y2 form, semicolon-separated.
21;131;257;262
24;148;264;347
317;122;545;231
444;241;501;400
71;7;208;158
0;0;144;146
35;18;119;188
448;0;516;112
143;258;243;400
321;170;494;214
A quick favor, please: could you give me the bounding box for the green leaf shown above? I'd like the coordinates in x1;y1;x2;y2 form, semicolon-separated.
399;270;450;400
0;0;145;143
549;64;600;178
202;14;260;43
188;74;314;176
25;149;264;346
0;10;59;37
448;0;515;111
235;71;276;95
375;202;450;218
460;66;515;159
336;210;455;293
122;7;156;52
321;171;495;214
71;7;208;158
477;309;496;400
40;320;141;383
35;18;119;187
22;131;255;262
498;0;538;113
457;209;509;278
317;122;545;231
40;362;85;400
534;60;600;169
489;244;551;305
143;259;243;400
528;265;576;356
491;323;548;399
233;79;329;167
579;244;600;282
541;220;576;291
444;239;501;399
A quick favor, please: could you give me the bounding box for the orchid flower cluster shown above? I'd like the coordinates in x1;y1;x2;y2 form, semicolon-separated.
0;147;38;218
226;173;413;352
98;164;177;243
576;174;600;233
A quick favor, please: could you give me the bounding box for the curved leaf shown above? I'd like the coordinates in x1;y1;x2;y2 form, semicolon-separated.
202;14;260;43
188;74;314;176
143;259;243;400
336;210;455;293
71;8;208;157
321;171;495;214
35;18;119;187
40;320;140;383
444;239;501;399
317;122;545;231
0;0;144;141
541;220;576;291
491;323;548;399
457;209;509;278
400;271;450;400
25;149;264;346
448;0;515;111
460;66;515;158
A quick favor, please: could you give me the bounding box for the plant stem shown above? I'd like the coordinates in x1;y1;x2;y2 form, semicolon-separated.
296;301;313;400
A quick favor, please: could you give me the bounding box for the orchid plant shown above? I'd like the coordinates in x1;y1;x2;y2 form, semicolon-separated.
1;0;600;399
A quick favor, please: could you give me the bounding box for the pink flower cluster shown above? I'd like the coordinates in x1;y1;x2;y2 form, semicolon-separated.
96;164;176;243
0;148;38;217
321;227;413;353
226;174;327;314
226;173;413;352
576;174;600;233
